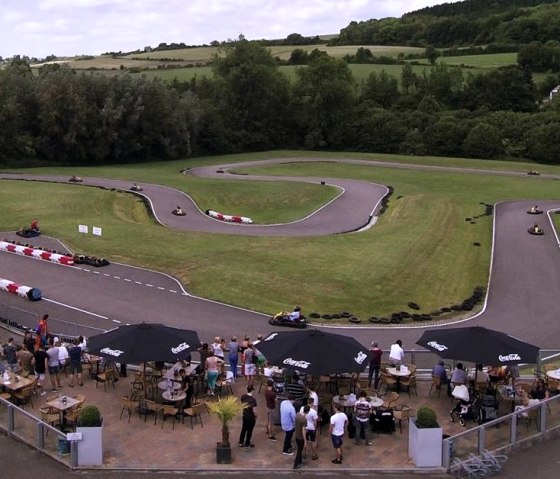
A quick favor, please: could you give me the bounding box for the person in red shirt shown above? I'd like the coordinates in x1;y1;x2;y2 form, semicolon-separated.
34;314;49;352
30;219;39;231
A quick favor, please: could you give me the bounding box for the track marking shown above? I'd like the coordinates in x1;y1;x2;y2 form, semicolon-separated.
157;286;165;290
146;284;154;287
124;278;132;282
113;276;121;279
42;298;109;319
134;281;142;284
112;319;121;324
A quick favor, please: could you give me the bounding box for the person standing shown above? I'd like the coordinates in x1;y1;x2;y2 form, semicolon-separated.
353;390;373;446
16;344;34;377
301;401;319;460
211;336;225;360
280;394;296;455
242;344;257;388
179;369;194;408
238;385;257;448
293;405;308;469
388;339;404;366
67;339;83;387
46;341;61;391
264;378;278;440
32;344;49;396
34;314;49;351
205;351;224;396
3;337;18;372
368;341;383;389
329;403;348;464
227;336;240;380
23;331;35;354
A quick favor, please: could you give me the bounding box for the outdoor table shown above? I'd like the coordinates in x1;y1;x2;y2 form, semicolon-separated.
163;362;197;380
546;369;560;381
387;367;411;392
497;385;524;412
332;394;384;413
83;355;102;376
158;380;181;391
1;372;33;402
264;366;284;378
46;395;79;431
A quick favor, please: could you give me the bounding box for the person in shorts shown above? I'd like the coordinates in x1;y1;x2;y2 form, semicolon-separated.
46;342;61;391
68;339;83;387
32;344;49;396
329;403;348;464
301;400;318;459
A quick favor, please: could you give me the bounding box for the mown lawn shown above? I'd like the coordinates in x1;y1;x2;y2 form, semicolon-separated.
2;151;559;320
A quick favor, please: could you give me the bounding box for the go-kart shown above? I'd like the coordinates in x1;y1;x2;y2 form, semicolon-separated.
527;208;543;215
172;208;186;216
527;170;540;176
268;312;307;329
130;185;143;192
528;226;544;236
16;228;40;238
69;176;83;182
73;254;110;267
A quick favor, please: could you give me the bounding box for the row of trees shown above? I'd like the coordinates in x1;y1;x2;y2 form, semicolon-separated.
333;1;560;48
1;42;559;167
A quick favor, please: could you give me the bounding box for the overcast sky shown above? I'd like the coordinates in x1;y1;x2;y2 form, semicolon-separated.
1;0;443;59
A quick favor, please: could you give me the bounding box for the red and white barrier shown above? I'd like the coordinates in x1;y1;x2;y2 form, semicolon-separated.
0;278;41;301
206;210;253;224
0;241;74;265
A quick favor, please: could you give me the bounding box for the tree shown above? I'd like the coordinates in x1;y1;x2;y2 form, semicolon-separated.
463;122;503;158
523;122;560;163
360;70;399;108
425;45;440;65
293;55;356;149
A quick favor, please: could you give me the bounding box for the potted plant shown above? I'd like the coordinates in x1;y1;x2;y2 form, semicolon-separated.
76;404;103;466
408;406;443;467
207;396;247;464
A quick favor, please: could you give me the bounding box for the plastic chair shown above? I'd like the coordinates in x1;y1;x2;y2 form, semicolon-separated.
120;396;139;422
381;391;399;410
96;368;116;391
393;405;412;433
160;404;179;429
183;403;204;429
14;385;34;409
428;376;442;397
40;406;61;433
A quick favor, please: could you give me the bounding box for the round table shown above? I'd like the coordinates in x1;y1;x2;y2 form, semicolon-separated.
158;380;181;391
162;390;186;403
332;394;384;411
546;369;560;380
386;367;411;377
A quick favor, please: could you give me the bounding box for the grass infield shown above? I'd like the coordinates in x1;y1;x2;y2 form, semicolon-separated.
1;151;559;322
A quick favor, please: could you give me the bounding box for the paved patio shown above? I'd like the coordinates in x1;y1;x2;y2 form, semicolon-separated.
3;360;557;474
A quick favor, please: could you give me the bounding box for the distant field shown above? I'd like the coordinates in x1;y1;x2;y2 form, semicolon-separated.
436;52;518;68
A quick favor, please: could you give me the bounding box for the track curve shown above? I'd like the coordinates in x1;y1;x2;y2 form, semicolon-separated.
1;159;560;350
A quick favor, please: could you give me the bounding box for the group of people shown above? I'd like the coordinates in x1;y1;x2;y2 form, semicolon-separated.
1;317;89;397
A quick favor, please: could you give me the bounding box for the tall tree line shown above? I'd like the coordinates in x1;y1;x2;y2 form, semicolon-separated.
1;41;560;166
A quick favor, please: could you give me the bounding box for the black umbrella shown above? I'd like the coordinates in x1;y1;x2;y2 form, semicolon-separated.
255;330;370;375
416;326;539;365
88;323;200;364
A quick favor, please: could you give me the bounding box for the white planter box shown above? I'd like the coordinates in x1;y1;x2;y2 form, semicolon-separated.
76;425;103;466
408;418;442;467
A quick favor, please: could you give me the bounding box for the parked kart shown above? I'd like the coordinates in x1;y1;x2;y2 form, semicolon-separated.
527;208;543;215
73;255;110;267
16;228;40;238
268;311;307;329
69;176;83;182
527;170;540;176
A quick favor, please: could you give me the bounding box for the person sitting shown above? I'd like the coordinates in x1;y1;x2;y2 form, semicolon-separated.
432;360;448;383
451;363;468;386
529;206;538;213
132;183;141;191
173;206;184;215
531;223;541;233
30;219;39;231
530;379;550;401
70;175;82;182
289;306;302;322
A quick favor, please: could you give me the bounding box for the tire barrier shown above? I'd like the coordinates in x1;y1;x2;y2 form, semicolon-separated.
0;278;42;301
206;209;253;224
0;240;74;266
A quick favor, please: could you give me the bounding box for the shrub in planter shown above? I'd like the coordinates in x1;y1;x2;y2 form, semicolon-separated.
78;405;103;427
416;406;438;428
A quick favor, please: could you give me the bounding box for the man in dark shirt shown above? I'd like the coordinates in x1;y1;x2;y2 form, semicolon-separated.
287;371;305;408
179;368;194;408
238;385;257;448
368;341;383;389
33;345;49;396
68;339;84;387
264;378;277;440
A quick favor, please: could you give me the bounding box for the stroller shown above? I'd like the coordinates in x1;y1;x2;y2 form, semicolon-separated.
450;384;479;426
478;392;499;424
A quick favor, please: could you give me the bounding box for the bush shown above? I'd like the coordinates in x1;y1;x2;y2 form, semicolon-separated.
416;406;438;428
78;405;103;427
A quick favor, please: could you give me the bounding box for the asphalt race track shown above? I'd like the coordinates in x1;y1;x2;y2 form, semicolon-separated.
1;159;559;351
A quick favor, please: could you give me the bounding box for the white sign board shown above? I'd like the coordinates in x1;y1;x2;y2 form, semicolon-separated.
66;432;82;441
78;225;88;234
92;226;102;236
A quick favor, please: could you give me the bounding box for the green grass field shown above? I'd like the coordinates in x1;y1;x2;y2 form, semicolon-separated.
436;52;518;68
2;151;559;321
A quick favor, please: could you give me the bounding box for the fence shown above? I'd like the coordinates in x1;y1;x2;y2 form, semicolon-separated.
0;299;106;341
442;392;560;470
0;396;77;467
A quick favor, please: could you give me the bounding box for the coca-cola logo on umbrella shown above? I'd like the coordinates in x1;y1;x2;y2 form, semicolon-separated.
171;342;190;354
499;353;521;362
101;347;124;357
283;358;311;369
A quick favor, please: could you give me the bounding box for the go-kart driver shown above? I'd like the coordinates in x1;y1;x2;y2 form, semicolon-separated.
288;306;302;322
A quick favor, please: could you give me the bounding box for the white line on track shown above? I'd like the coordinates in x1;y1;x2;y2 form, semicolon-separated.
113;276;120;279
134;281;142;284
42;298;109;319
112;319;121;323
103;273;110;276
146;284;153;287
124;278;131;282
157;286;165;290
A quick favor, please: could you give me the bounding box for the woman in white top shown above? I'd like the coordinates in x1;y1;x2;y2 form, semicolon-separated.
211;337;225;359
